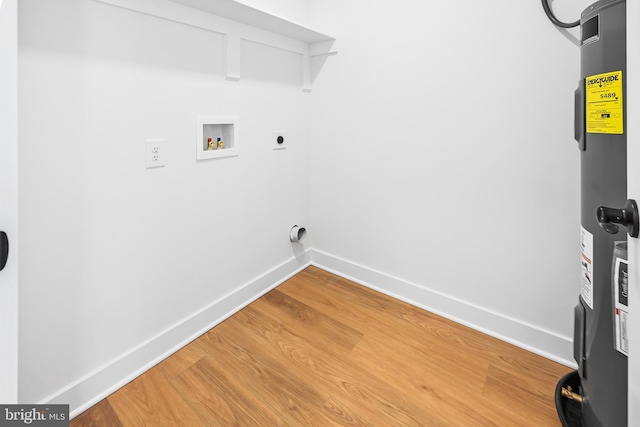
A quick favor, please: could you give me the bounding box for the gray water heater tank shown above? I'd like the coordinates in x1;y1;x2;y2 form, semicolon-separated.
574;0;627;426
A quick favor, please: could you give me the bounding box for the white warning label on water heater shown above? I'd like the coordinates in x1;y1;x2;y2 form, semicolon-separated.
580;226;594;310
613;256;629;356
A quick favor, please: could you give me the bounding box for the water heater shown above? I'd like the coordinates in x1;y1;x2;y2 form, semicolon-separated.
555;0;637;426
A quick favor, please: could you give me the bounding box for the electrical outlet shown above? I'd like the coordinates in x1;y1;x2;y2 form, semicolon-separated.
146;138;166;168
273;131;287;150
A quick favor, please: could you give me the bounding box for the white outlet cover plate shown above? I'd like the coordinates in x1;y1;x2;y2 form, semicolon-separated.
146;138;166;168
273;131;287;150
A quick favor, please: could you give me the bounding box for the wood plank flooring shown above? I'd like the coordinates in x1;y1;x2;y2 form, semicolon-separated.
71;266;571;426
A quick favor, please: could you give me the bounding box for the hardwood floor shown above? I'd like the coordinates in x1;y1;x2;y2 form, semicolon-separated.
71;266;571;426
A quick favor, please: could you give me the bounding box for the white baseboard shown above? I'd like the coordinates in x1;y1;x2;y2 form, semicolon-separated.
50;252;311;419
310;249;576;368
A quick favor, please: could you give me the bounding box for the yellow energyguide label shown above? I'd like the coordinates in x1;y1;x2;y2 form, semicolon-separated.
586;70;623;134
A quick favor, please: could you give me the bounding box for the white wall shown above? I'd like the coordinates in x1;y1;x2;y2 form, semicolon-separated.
18;0;311;411
308;0;591;364
17;0;595;415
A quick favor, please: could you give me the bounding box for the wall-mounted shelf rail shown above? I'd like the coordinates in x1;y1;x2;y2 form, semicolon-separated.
93;0;338;91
